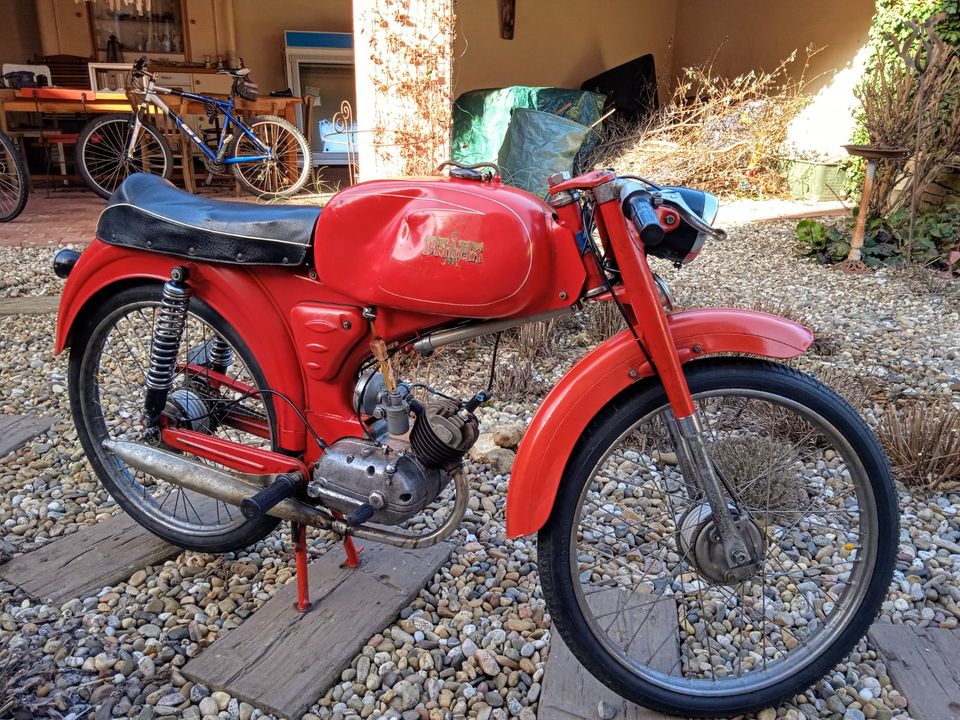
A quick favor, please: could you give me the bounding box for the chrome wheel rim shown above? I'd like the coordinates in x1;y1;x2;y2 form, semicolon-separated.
569;388;878;696
82;301;273;536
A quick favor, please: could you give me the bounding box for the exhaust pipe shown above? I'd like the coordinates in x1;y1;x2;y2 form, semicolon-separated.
103;439;333;528
101;439;466;549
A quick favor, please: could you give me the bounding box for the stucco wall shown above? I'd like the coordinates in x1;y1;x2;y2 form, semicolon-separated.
453;0;679;99
672;0;875;92
233;0;352;94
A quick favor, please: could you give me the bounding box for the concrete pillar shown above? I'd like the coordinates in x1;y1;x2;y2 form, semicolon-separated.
353;0;454;179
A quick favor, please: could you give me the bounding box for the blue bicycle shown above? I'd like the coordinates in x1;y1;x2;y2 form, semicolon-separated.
77;57;311;199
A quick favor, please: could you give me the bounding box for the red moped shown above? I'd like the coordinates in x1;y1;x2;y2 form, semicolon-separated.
54;164;896;716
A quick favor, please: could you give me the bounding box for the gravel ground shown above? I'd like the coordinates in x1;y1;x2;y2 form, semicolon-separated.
1;221;959;720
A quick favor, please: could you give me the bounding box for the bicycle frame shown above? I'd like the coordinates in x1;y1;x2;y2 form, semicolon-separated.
126;79;272;165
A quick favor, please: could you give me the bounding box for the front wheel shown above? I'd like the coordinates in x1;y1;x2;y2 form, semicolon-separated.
229;115;311;198
76;113;173;199
538;359;897;717
0;130;28;222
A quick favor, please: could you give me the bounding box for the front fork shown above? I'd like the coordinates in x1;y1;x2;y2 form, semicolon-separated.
595;195;756;573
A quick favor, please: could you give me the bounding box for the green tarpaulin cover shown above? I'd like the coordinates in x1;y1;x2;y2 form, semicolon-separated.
451;86;605;195
498;108;592;197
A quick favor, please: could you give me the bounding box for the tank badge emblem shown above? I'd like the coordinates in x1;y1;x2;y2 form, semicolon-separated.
422;233;484;267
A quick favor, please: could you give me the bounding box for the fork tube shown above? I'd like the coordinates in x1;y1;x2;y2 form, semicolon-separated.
126;115;144;159
594;197;696;419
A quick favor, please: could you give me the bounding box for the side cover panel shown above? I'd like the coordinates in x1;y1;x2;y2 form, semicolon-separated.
505;308;814;538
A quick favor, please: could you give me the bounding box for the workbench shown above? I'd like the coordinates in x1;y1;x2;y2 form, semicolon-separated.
0;87;302;194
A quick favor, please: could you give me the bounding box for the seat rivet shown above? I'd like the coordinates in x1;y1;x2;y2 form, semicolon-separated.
342;320;352;330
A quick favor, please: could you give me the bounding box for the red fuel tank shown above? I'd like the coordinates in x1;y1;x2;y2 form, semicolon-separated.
313;177;586;318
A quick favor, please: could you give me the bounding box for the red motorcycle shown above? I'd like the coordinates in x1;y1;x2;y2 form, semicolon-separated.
54;165;896;717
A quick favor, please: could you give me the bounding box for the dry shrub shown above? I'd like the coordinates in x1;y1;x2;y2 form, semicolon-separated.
712;436;806;517
490;320;561;400
879;401;960;491
590;50;814;197
583;301;627;345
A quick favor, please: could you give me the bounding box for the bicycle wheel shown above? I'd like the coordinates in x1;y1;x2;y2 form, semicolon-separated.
0;130;28;222
69;284;281;552
77;113;173;199
230;115;311;198
538;359;897;717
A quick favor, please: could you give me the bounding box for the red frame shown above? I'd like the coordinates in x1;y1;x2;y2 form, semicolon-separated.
56;171;813;539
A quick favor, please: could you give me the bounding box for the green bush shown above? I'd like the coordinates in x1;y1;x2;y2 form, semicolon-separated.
844;0;960;199
796;203;960;269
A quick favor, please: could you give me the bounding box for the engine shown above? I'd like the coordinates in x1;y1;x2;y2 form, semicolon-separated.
306;375;480;525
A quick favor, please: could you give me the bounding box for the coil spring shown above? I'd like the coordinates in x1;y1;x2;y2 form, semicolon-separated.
145;279;192;391
208;336;233;374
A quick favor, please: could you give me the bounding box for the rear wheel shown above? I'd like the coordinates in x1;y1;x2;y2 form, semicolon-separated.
76;114;173;199
538;359;897;717
229;115;311;198
69;285;281;552
0;130;28;222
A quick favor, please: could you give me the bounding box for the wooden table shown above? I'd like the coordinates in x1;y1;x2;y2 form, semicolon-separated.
0;88;302;193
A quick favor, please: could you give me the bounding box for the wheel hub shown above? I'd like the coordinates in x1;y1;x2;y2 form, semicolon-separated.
677;503;765;584
166;388;211;434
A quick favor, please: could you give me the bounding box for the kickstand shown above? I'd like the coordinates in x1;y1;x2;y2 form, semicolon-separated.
292;521;311;613
332;511;364;568
342;535;363;568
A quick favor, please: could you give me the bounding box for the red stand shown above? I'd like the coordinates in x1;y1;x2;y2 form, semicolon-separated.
291;517;364;613
292;522;311;613
342;535;363;568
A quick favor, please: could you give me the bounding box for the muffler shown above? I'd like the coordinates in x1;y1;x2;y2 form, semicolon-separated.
101;439;467;549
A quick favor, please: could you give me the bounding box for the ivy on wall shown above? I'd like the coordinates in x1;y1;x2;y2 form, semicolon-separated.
363;0;456;176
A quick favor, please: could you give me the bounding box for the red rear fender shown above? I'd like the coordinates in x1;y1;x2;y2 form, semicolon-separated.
55;242;309;452
505;308;813;538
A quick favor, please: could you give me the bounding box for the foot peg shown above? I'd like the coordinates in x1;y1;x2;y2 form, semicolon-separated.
240;474;300;520
345;503;375;526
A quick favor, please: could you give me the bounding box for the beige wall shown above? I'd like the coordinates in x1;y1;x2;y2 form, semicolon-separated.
672;0;875;93
233;0;352;94
1;0;41;65
454;0;679;99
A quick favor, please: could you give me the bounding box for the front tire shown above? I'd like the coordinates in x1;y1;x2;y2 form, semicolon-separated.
69;284;281;552
538;359;897;717
76;114;173;199
229;115;311;198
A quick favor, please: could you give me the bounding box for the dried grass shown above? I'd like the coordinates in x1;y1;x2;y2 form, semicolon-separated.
879;401;960;491
590;49;815;197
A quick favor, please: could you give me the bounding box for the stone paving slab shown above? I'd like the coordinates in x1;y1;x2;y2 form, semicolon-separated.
539;589;680;720
0;413;56;458
183;541;453;720
0;510;179;603
869;624;960;720
0;296;60;316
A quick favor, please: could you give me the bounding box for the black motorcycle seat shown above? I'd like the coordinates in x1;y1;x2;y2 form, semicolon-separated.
96;174;321;266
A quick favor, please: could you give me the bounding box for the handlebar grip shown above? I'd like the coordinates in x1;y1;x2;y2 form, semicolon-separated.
624;190;665;246
134;56;148;71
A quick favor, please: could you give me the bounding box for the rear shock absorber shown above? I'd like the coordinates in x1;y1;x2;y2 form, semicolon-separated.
144;266;192;432
207;336;234;375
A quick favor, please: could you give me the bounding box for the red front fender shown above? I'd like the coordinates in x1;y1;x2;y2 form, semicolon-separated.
505;308;813;538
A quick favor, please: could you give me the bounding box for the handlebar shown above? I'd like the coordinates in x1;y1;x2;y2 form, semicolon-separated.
620;186;665;246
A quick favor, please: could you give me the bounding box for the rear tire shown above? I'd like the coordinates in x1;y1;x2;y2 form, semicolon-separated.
69;284;281;552
538;359;897;717
76;114;173;199
230;115;311;198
